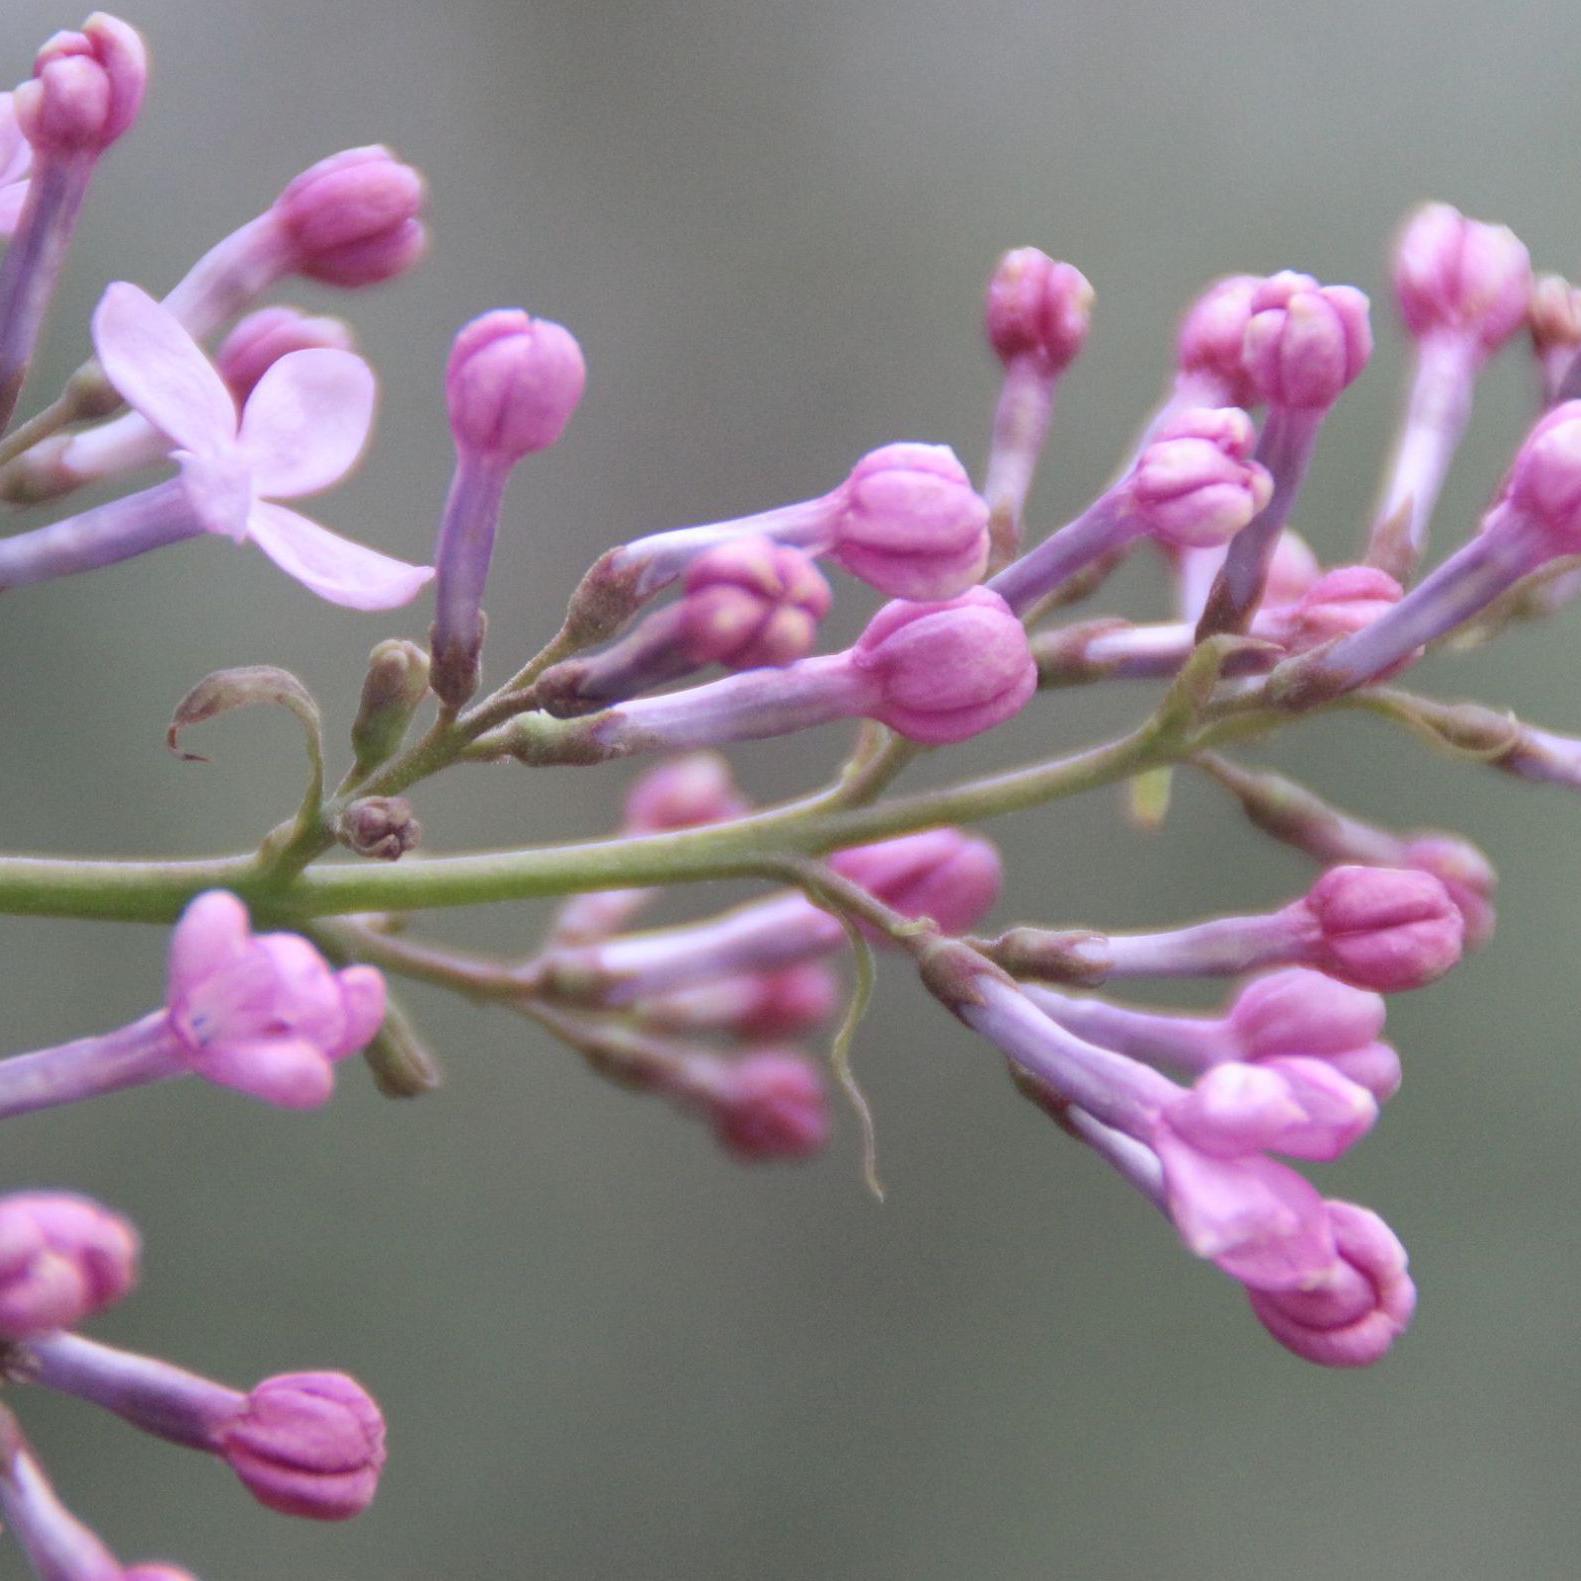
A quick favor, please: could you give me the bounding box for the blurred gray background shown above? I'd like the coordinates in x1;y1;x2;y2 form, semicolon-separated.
3;1;1579;1576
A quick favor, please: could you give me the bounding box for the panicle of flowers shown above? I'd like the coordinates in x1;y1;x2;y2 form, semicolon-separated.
9;4;1581;1568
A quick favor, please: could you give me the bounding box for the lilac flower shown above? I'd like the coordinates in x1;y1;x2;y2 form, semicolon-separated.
536;829;1001;1006
1277;399;1581;701
430;308;587;705
160;145;427;338
538;536;832;716
1197;276;1372;635
1024;968;1402;1103
0;891;386;1118
0;92;33;237
0;284;432;608
981;247;1094;561
605;441;990;605
3;304;357;504
0;1193;139;1341
1366;203;1532;575
990;865;1465;993
989;407;1272;616
20;1333;386;1522
566;586;1035;756
0;14;147;428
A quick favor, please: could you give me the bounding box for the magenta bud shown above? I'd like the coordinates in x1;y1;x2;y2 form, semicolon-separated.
1167;1057;1377;1163
1303;866;1464;992
829;443;990;600
623;752;748;832
984;247;1094;376
851;586;1036;744
1501;401;1581;555
445;308;586;464
1226;968;1399;1100
1129;406;1273;547
12;13;147;157
1393;202;1532;355
218;1371;386;1521
677;537;832;670
1242;277;1372;409
706;1050;830;1162
1177;273;1316;407
166;892;387;1108
0;1192;139;1339
1267;565;1403;651
828;827;1003;937
216;305;355;404
1247;1200;1416;1366
272;146;428;287
1400;834;1497;951
735;964;842;1037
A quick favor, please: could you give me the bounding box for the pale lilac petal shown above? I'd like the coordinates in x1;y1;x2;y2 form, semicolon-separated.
91;283;237;455
178;451;254;542
239;349;377;499
245;502;434;610
197;1036;336;1109
1154;1128;1336;1289
0;181;26;239
167;892;252;1004
327;967;387;1059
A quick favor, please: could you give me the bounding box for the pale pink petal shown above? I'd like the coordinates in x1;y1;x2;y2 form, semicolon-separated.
1154;1128;1336;1290
91;283;237;455
178;451;254;542
239;348;377;499
167;891;252;1003
197;1036;336;1109
245;502;434;610
327;966;387;1059
0;180;26;239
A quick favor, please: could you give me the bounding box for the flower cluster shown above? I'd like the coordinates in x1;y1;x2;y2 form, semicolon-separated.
0;6;1577;1573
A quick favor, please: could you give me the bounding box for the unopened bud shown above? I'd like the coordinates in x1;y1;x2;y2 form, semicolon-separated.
1243;279;1372;409
336;797;420;861
272;146;427;287
350;639;429;774
984;248;1094;375
360;994;443;1098
446;308;586;464
1393;202;1531;354
13;13;147;158
217;305;355;403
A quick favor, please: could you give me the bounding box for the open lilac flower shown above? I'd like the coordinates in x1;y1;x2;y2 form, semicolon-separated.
0;283;432;609
0;892;386;1118
0;92;32;237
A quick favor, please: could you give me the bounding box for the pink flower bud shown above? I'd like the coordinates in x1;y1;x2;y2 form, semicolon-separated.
1263;565;1403;652
1246;1200;1415;1366
1177;273;1316;407
1500;401;1581;555
1242;278;1372;409
678;537;832;669
272;146;427;287
216;305;354;404
1303;865;1464;992
1166;1056;1376;1163
1393;202;1532;354
705;1050;830;1162
642;963;842;1038
1129;407;1273;547
165;892;387;1109
12;13;147;157
0;1192;138;1339
851;586;1036;744
828;827;1002;937
1400;834;1497;951
1226;968;1399;1100
445;308;586;464
623;753;748;832
829;443;990;600
218;1371;386;1521
984;248;1094;376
